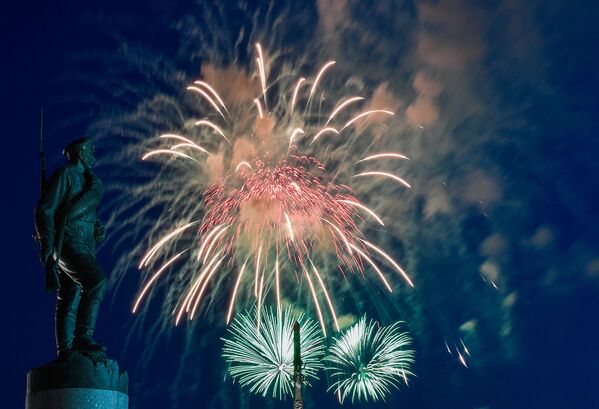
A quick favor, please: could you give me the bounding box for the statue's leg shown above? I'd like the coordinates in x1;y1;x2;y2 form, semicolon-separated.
55;270;80;357
61;251;107;352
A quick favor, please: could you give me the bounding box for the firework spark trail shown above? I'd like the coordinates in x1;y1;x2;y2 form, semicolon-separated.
235;161;253;173
226;259;248;324
256;273;265;331
349;244;393;293
310;127;338;144
274;251;281;312
254;245;262;297
308;60;335;105
139;222;199;269
189;255;225;320
290;77;306;111
255;43;268;110
361;240;414;287
194;119;229;143
142;149;197;162
253;98;264;118
338;199;385;226
132;249;187;313
323;219;354;255
356;152;409;163
284;212;294;242
187;86;227;120
326;96;365;124
288;127;304;147
159;134;212;155
174;251;223;325
174;252;221;324
197;225;227;261
304;266;327;336
131;45;414;333
192;80;229;115
310;260;340;331
171;143;207;153
340;109;395;132
354;171;412;189
201;226;228;264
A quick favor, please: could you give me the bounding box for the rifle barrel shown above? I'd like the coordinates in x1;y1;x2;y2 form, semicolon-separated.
40;108;46;194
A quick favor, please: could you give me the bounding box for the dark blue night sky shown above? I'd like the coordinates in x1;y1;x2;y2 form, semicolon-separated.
2;1;599;408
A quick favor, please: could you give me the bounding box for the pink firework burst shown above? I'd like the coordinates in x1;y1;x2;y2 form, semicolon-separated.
201;156;362;271
132;44;414;335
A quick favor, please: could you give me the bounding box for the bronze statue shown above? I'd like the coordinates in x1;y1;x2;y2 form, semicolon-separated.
35;137;107;358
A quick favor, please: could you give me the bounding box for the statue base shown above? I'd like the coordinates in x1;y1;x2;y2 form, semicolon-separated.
26;350;128;409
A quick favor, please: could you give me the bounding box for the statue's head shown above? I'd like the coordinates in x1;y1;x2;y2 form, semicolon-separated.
63;137;96;168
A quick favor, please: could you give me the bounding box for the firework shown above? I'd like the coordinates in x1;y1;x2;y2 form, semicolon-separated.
325;316;415;403
222;307;325;399
130;44;414;331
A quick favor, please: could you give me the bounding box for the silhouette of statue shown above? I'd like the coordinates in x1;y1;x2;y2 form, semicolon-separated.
35;137;107;358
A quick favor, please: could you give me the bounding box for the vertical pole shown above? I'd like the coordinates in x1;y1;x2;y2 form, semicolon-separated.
39;108;46;195
293;321;303;409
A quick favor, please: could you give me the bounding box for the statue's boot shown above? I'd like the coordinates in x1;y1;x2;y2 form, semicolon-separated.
73;274;107;352
55;275;80;357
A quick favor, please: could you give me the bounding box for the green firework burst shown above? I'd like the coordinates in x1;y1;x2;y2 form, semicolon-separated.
222;307;325;399
325;316;415;403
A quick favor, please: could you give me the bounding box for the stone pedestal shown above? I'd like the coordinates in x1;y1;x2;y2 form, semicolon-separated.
26;351;128;409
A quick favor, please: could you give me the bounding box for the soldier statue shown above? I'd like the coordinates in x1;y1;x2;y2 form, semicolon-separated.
35;137;107;358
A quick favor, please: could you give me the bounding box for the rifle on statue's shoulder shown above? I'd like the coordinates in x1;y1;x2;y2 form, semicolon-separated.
40;108;47;196
34;108;64;291
33;108;46;245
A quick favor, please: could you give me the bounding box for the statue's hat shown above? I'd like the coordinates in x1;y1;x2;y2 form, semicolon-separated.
63;137;92;157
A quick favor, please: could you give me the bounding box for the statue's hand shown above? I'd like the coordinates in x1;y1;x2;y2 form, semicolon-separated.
43;257;60;291
94;219;106;243
40;246;53;267
43;256;55;274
